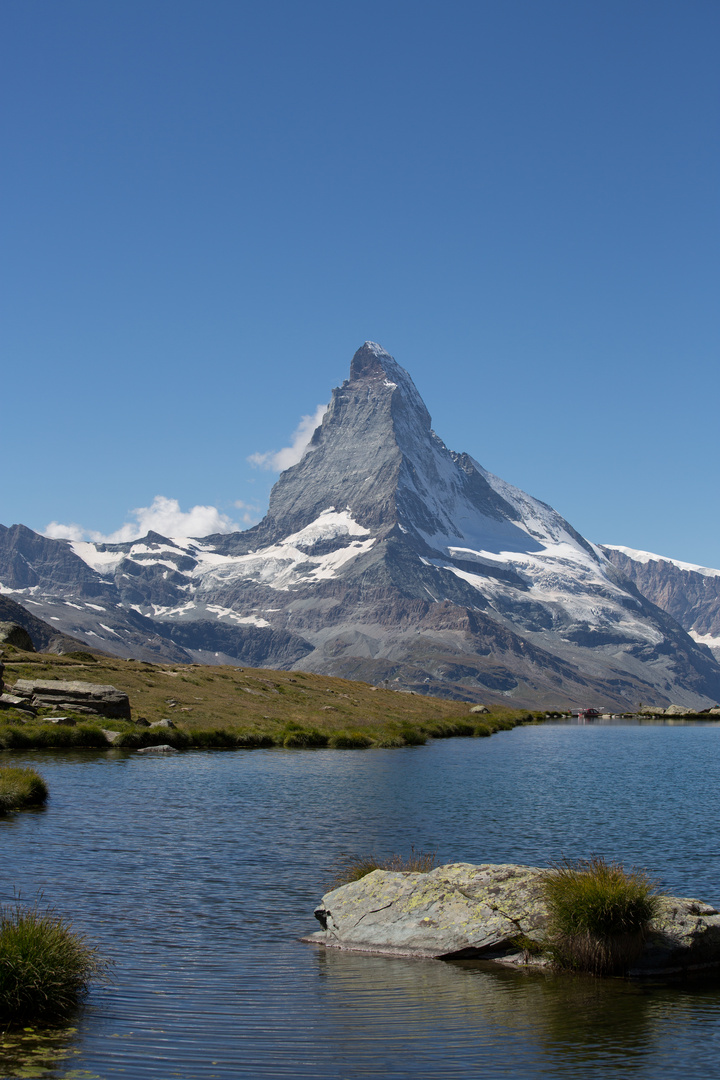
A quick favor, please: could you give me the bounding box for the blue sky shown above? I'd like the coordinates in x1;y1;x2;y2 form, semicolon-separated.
2;1;718;565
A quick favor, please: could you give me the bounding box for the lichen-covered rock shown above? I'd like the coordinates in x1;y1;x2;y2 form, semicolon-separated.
309;863;548;959
306;862;720;977
11;679;131;719
631;895;720;975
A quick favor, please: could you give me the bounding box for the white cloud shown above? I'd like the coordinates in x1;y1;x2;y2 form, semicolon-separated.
45;521;86;542
248;403;327;472
44;495;249;544
233;499;263;526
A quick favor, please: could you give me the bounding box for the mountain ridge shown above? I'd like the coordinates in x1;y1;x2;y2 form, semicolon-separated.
1;342;719;709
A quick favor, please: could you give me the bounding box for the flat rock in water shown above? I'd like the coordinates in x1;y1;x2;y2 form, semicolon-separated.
136;744;178;754
306;862;720;976
309;863;548;959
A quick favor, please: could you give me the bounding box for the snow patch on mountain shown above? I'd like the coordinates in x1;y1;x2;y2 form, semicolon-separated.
70;542;126;575
186;509;375;594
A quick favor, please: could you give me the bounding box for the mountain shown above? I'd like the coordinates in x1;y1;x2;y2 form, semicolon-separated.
1;341;719;709
601;546;720;663
0;591;98;655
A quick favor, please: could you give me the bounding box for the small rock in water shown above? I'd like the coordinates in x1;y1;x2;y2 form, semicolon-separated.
136;744;178;754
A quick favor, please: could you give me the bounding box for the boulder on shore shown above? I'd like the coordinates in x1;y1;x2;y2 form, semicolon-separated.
11;679;131;720
305;862;720;977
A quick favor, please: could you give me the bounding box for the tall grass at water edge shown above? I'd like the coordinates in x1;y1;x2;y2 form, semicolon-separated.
0;710;533;752
0;900;107;1023
0;766;48;813
541;857;660;976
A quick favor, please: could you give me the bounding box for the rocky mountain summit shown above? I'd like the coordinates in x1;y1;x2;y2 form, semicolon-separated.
1;342;719;709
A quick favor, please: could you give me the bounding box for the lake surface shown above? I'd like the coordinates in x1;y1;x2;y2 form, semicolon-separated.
3;721;720;1078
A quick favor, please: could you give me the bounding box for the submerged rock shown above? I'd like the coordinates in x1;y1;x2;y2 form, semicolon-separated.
305;862;720;977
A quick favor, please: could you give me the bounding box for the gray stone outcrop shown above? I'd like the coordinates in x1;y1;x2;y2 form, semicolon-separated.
306;862;720;977
11;679;131;719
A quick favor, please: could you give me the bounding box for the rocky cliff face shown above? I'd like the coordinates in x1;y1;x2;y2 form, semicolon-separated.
1;342;719;709
601;546;720;663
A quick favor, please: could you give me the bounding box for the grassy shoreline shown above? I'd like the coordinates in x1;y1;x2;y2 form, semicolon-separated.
0;648;544;751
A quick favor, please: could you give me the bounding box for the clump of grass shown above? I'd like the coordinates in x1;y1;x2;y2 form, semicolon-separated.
281;727;329;748
186;727;238;749
115;728;191;750
541;857;660;976
328;732;373;749
330;847;437;888
398;725;426;746
422;720;475;739
0;722;110;751
0;767;48;814
235;732;274;748
0;900;107;1022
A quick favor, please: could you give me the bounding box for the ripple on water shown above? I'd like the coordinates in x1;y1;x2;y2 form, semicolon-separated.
2;726;720;1077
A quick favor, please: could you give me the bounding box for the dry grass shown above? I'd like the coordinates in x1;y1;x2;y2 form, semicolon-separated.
0;649;541;750
329;847;438;888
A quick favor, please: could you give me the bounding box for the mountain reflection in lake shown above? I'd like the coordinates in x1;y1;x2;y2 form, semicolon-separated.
3;722;720;1078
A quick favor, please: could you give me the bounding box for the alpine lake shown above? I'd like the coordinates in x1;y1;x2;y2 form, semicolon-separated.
4;718;720;1079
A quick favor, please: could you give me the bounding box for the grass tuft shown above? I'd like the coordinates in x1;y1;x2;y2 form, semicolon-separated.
0;900;107;1022
0;767;48;814
330;847;437;889
541;856;660;975
281;728;329;748
328;732;373;749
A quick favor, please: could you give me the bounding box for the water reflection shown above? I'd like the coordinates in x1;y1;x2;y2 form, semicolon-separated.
0;1020;94;1079
3;729;720;1077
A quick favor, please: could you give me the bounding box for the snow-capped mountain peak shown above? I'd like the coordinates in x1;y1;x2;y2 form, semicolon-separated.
1;342;719;709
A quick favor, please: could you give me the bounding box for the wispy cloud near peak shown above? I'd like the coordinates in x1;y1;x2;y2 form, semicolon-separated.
248;403;327;472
